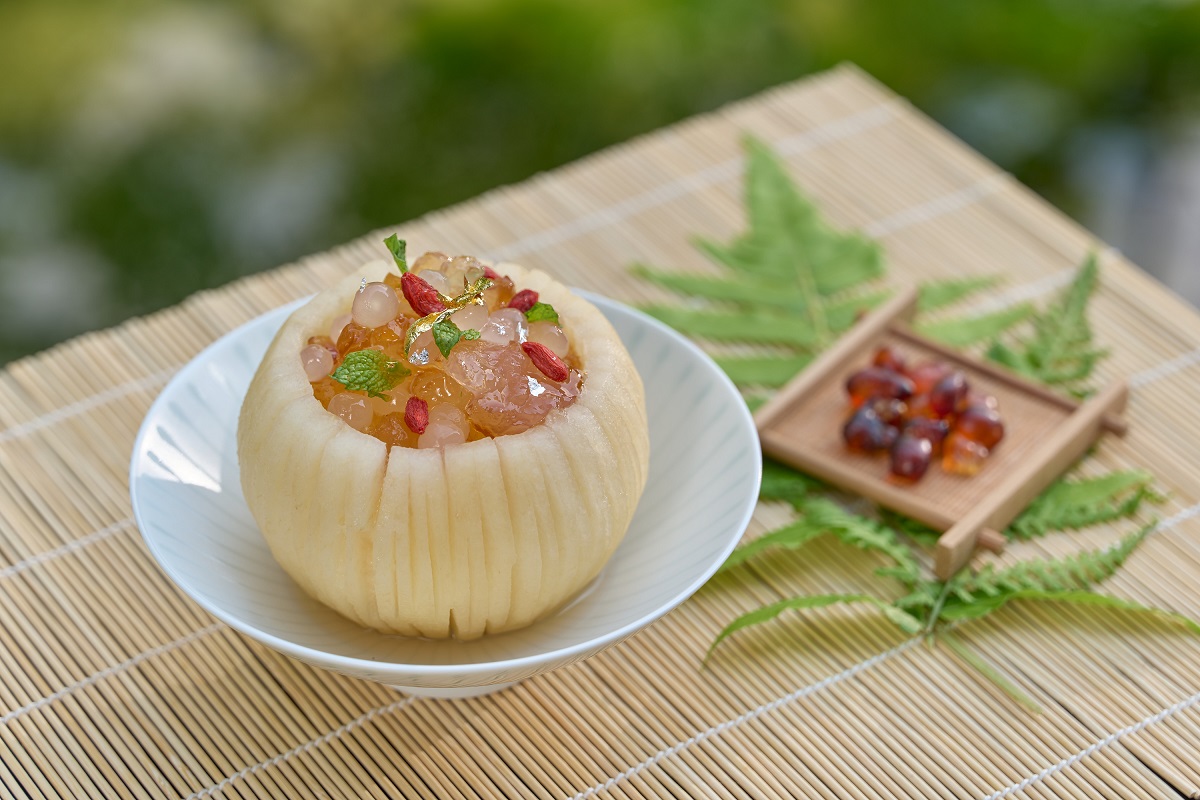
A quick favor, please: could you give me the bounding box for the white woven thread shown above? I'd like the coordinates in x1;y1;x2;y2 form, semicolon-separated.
0;623;223;726
567;637;924;800
980;688;1200;800
1130;347;1200;389
0;517;135;580
184;696;418;799
0;367;176;445
863;174;1005;239
1149;501;1200;534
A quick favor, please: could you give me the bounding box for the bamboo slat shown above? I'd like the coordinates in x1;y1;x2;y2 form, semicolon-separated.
1;64;1198;799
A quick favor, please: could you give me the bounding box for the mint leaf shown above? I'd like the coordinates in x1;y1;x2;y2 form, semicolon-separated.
383;234;408;273
330;349;410;398
432;320;463;357
525;302;559;324
462;328;481;340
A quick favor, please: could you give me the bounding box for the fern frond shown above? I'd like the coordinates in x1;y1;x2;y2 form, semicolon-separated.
718;519;825;574
894;581;942;612
1008;470;1161;540
718;495;922;586
640;306;823;347
702;137;885;296
744;394;767;413
879;509;941;547
632;265;805;312
938;632;1042;712
760;459;821;507
709;593;923;655
986;253;1106;393
943;524;1150;608
938;589;1200;634
714;355;813;387
917;303;1034;347
799;498;922;586
918;276;1001;312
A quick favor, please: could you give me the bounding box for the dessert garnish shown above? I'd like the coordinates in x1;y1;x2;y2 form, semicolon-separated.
302;238;583;448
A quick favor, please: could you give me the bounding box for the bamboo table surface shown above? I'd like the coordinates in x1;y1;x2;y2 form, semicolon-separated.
2;64;1200;799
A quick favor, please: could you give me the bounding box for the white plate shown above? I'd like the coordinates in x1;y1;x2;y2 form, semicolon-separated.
130;290;760;697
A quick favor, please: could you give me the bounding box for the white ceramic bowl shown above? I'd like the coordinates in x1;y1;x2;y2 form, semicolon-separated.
130;290;760;698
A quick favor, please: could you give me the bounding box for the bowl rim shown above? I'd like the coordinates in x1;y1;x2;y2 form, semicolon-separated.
130;288;761;680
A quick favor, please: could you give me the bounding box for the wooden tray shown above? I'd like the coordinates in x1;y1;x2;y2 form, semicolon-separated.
754;288;1129;578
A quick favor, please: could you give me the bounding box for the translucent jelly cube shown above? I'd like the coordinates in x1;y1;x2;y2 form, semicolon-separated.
445;341;578;436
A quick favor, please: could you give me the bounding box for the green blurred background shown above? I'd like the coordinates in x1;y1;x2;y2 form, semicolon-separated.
3;0;1199;365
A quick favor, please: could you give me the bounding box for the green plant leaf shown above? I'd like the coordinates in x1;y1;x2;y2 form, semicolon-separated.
744;394;767;413
695;136;884;345
917;303;1034;347
525;302;559;324
632;264;807;312
985;253;1107;394
918;276;1001;312
629;138;889;389
759;459;822;507
939;589;1200;635
879;509;941;547
718;519;826;573
461;328;481;340
432;319;463;357
641;306;825;347
1008;470;1161;540
938;632;1042;713
798;498;922;585
641;291;888;349
894;581;943;612
383;234;408;273
330;349;410;398
714;355;814;387
942;525;1150;609
710;593;923;655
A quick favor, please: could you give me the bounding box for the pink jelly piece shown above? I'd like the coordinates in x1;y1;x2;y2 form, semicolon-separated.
445;341;578;436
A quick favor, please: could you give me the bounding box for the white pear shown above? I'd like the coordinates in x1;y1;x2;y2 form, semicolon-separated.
238;260;649;639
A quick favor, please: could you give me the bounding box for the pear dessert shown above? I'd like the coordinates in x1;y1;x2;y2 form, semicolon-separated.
237;238;650;639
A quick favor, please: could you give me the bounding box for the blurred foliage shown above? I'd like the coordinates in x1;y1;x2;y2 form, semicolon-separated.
1;0;1199;363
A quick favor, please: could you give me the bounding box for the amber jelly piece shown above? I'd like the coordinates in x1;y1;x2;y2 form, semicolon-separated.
906;361;952;395
846;367;914;407
311;376;340;407
370;413;418;449
865;396;908;426
888;434;933;484
336;322;371;357
954;406;1005;449
410;369;471;410
872;345;906;373
929;370;969;417
942;433;989;476
843;406;899;454
966;391;999;410
369;318;409;362
902;417;949;456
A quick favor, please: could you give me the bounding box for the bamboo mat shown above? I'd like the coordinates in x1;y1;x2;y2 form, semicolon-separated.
2;63;1199;799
